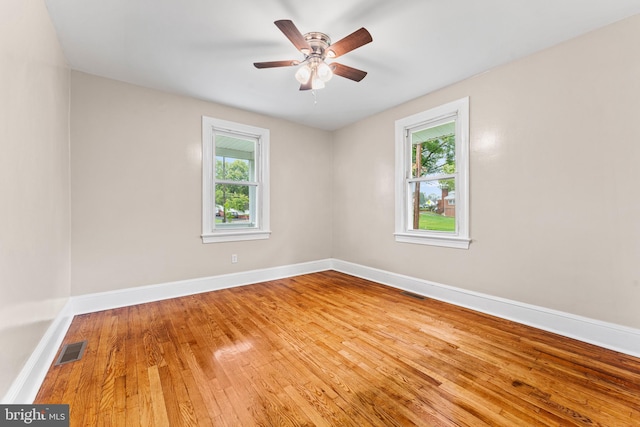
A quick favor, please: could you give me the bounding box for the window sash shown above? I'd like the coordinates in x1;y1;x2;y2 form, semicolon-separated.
407;173;456;184
406;178;458;234
213;136;260;230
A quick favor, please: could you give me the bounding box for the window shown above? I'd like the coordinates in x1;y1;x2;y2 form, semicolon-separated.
394;97;470;249
202;117;270;243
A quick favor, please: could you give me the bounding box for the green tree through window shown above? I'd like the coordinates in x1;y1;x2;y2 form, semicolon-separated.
216;158;250;222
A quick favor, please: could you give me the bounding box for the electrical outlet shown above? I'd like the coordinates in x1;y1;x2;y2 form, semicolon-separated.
231;254;238;264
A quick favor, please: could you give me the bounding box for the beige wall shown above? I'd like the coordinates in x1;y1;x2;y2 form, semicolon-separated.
333;14;640;329
0;0;70;398
70;72;333;295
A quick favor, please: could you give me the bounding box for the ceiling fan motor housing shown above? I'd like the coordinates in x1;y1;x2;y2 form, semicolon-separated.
302;32;332;58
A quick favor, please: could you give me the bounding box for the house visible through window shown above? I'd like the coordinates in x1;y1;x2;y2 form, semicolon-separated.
202;117;270;243
395;97;470;249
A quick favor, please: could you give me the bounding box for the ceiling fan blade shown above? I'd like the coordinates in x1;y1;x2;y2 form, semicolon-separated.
254;60;300;69
330;63;368;82
274;20;311;53
327;28;372;58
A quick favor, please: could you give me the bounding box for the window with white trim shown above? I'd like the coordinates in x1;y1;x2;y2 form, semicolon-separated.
394;97;470;249
202;117;270;243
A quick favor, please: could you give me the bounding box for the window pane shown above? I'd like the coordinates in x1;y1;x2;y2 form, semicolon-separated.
214;134;257;228
409;180;456;232
216;134;255;182
215;184;255;226
411;121;456;178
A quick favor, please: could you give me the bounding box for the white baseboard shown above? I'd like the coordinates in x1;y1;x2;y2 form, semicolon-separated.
331;259;640;358
71;259;333;314
6;257;640;403
1;301;74;404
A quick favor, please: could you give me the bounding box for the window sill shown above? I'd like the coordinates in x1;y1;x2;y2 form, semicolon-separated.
202;229;271;243
394;232;470;249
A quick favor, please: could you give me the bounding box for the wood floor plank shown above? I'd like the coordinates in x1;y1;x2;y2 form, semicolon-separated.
35;271;640;426
123;306;141;427
82;312;116;427
132;308;157;427
147;365;171;426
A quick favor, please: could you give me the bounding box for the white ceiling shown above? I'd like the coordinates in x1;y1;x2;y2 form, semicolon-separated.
44;0;640;131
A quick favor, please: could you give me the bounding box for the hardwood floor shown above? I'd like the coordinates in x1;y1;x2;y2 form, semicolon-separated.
35;271;640;426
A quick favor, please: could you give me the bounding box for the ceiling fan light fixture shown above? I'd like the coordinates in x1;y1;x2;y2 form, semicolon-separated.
311;71;325;90
316;61;333;82
295;63;312;84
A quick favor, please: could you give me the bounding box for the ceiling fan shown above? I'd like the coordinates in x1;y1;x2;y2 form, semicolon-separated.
253;20;372;91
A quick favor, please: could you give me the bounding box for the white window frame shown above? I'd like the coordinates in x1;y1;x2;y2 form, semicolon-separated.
202;116;270;243
394;97;470;249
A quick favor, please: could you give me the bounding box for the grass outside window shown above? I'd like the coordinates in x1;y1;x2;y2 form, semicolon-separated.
419;211;455;232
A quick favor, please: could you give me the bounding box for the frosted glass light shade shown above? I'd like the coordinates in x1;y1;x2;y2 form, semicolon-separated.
316;61;333;82
295;64;312;83
311;71;325;89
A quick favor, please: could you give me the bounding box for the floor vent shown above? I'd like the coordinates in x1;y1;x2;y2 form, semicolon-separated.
55;340;87;366
401;291;426;300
